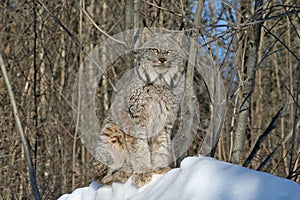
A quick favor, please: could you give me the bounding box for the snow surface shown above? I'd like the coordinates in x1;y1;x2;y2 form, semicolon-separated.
58;156;300;200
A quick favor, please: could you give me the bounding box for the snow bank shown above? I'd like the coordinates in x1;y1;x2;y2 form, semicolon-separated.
58;156;300;200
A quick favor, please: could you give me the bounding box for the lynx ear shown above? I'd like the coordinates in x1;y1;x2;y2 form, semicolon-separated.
171;31;185;46
141;28;154;45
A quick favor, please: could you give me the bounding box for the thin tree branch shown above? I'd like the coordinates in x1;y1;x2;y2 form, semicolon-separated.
242;8;300;27
0;53;41;199
282;81;300;109
76;3;126;45
142;0;183;17
262;24;300;61
257;119;300;172
243;103;289;167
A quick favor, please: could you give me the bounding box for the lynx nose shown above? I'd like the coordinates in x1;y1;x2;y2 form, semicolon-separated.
158;57;167;63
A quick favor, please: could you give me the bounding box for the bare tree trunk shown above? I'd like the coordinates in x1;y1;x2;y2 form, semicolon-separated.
186;0;203;106
101;2;109;112
124;0;135;70
181;0;203;158
289;62;300;178
230;0;264;164
134;0;140;30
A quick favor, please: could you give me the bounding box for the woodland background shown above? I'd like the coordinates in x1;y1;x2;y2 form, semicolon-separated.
0;0;299;199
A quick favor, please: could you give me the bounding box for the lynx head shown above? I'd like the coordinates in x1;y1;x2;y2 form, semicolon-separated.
135;28;186;88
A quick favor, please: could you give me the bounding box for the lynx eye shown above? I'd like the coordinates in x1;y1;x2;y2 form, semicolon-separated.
150;48;160;54
166;50;175;55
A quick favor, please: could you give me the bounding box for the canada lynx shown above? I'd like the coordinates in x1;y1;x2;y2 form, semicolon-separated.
96;28;196;187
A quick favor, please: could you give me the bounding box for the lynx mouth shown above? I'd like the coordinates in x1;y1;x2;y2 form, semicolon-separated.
152;63;170;73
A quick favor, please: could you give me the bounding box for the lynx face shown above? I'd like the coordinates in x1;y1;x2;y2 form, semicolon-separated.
136;30;186;88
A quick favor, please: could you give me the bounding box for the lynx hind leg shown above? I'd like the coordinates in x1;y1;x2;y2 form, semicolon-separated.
96;123;132;183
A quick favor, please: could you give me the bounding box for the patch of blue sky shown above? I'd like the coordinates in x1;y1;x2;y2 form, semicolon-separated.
191;0;236;71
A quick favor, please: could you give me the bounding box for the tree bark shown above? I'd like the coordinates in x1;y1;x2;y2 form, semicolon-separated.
230;0;264;164
183;0;203;154
124;0;137;73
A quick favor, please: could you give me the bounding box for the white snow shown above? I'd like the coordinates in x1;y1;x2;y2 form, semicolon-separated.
58;156;300;200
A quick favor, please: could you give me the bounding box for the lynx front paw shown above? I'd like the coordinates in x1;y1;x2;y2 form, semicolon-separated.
113;170;132;183
132;172;153;187
100;173;114;185
100;170;132;185
153;166;171;174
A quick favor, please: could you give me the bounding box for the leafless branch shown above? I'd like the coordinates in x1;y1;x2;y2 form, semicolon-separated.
142;0;183;17
77;3;126;45
243;103;289;167
0;53;41;199
257;119;300;172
